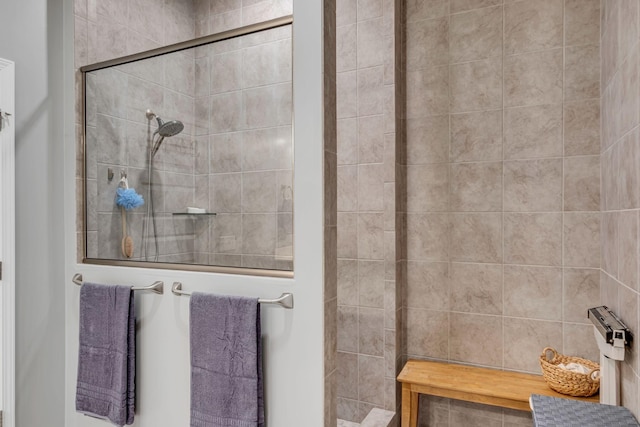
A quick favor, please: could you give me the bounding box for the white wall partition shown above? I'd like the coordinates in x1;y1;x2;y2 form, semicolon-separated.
0;58;15;427
64;1;328;426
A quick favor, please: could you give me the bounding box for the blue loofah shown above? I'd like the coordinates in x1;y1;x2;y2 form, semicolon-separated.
116;187;144;210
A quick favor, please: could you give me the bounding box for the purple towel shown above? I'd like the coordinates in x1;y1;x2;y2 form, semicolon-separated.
190;293;264;427
76;283;135;426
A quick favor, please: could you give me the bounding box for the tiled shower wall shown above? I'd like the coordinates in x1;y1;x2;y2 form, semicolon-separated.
76;0;295;269
191;21;294;270
600;0;640;418
336;0;402;423
75;0;197;262
402;0;601;425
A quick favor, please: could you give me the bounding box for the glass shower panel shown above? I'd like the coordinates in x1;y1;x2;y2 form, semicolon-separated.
84;23;293;273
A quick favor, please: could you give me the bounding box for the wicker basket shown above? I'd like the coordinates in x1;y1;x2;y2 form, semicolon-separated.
539;347;600;397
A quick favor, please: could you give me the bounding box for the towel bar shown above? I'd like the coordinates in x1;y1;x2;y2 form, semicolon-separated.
72;273;164;294
171;282;294;309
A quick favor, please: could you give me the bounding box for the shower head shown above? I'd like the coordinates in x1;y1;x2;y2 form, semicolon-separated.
146;110;185;158
154;117;184;137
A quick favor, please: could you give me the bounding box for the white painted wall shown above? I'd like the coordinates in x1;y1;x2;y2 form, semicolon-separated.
64;1;327;426
0;0;67;426
0;57;17;423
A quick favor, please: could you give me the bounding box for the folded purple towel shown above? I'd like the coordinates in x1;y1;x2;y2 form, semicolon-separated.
76;283;135;426
190;293;263;427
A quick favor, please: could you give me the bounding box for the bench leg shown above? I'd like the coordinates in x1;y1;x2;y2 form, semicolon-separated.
401;383;419;427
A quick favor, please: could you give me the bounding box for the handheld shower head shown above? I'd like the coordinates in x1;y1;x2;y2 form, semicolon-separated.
155;119;184;137
146;109;185;157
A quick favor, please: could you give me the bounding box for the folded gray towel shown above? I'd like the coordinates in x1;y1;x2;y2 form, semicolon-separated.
190;293;263;427
76;283;135;426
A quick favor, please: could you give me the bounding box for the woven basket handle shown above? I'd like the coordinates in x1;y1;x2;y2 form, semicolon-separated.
542;347;558;362
588;368;600;382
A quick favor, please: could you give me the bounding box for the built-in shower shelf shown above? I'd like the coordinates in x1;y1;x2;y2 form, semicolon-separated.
171;212;217;216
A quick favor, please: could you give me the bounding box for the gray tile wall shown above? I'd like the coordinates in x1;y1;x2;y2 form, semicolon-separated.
401;0;601;425
600;0;640;419
336;0;402;423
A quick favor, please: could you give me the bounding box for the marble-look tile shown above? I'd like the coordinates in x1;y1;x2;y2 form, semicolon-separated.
337;24;357;73
450;262;502;315
358;164;384;212
602;145;620;211
337;398;359;424
338;213;358;259
210;133;241;173
622;361;639;417
358;115;384;164
406;0;449;22
563;268;600;324
358;18;384;69
450;6;502;63
338;166;358;213
357;0;383;21
359;307;384;357
337;352;358;399
242;127;292;171
564;213;600;268
620;49;639;138
210;173;241;213
242;171;277;213
338;71;357;119
450;213;502;263
244;83;292;129
619;285;639;373
504;104;562;159
406;309;449;359
564;100;601;156
338;118;358;165
564;156;600;212
406;116;449;164
406;261;449;310
619;211;639;291
503;159;563;212
241;214;276;255
406;164;449;212
450;58;502;113
338;305;359;353
450;110;502;162
406;66;449;118
359;260;385;308
337;0;357;27
210;214;241;254
358;213;384;260
565;0;600;47
244;39;291;89
406;17;449;71
565;45;600;102
564;323;600;362
338;259;359;306
450;0;501;14
504;0;563;55
504;213;562;266
210;91;243;133
357;66;384;116
504;265;562;320
618;129;640;210
450;313;503;367
450;162;502;212
504;318;563;373
358;355;385;406
504;49;563;107
406;214;449;261
602;212;620;279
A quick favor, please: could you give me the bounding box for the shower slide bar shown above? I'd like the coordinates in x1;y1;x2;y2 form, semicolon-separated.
72;273;164;294
171;282;294;309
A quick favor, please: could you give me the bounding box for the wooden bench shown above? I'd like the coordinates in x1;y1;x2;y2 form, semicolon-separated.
398;359;600;427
